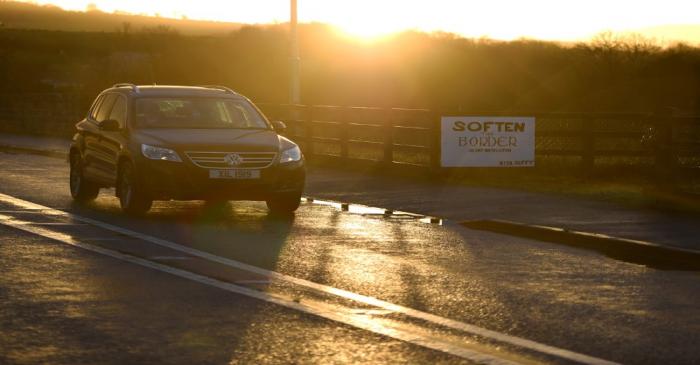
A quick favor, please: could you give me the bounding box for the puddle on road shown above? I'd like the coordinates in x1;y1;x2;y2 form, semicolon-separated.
302;197;442;225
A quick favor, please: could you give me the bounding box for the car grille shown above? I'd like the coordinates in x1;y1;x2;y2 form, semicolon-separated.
185;151;277;169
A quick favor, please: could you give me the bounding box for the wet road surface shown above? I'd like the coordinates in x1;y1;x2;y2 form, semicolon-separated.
0;151;699;364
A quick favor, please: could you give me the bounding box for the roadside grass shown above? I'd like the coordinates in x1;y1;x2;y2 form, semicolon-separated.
310;141;700;215
455;174;700;215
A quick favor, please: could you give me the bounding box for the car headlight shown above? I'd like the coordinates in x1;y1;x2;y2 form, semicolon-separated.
279;145;302;164
141;144;182;162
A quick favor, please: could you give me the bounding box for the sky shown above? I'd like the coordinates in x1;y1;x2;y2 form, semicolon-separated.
22;0;700;43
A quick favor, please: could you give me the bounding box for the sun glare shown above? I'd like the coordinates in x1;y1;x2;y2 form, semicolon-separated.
315;2;419;42
19;0;700;44
338;24;392;41
334;22;404;43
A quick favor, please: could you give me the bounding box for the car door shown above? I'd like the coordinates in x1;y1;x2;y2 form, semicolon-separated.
80;94;106;181
86;93;117;183
98;94;128;183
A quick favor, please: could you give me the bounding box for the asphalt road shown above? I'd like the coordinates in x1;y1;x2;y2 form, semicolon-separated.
0;151;699;364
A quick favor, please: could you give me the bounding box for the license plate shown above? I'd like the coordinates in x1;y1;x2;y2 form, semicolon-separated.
209;169;260;179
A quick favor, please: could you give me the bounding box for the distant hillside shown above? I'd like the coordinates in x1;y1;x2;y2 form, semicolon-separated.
1;3;699;113
0;0;244;34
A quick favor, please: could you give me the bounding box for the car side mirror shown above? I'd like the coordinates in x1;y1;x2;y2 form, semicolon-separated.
98;119;121;132
272;121;287;134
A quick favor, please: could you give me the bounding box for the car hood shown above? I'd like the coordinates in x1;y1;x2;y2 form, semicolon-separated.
136;128;280;152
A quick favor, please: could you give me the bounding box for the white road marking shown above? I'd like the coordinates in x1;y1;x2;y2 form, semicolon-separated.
345;308;394;316
0;192;620;365
4;168;48;171
150;256;192;261
0;221;85;226
234;280;272;285
0;210;53;213
81;237;125;241
30;222;88;226
0;212;524;365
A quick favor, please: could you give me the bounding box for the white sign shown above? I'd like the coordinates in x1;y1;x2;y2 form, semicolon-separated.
441;116;535;167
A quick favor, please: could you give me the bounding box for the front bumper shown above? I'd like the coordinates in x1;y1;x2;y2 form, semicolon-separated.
134;157;305;201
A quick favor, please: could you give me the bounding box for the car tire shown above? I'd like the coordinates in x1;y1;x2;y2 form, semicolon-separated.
117;162;152;215
69;152;100;203
266;191;302;214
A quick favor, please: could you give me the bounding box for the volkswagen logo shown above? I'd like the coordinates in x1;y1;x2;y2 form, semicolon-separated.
223;153;243;166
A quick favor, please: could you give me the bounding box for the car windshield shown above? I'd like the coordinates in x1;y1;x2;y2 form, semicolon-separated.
134;97;269;129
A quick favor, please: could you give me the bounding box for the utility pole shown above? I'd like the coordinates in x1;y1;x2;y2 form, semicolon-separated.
289;0;301;105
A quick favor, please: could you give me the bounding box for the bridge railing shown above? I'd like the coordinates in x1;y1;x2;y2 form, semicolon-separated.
258;103;700;177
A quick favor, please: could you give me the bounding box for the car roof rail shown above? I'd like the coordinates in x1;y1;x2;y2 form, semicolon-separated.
199;85;237;94
112;83;139;92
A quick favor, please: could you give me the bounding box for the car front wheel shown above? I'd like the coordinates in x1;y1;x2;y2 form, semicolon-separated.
117;162;152;215
266;191;302;214
69;153;100;203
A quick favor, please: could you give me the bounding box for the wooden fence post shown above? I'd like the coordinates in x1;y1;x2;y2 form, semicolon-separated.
654;115;675;183
430;112;442;172
340;107;349;160
304;105;315;157
581;120;595;171
383;108;394;165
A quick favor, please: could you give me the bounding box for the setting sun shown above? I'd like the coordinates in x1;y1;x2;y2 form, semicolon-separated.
333;18;405;42
18;0;700;43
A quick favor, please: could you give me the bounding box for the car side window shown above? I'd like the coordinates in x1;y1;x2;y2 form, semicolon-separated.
88;95;104;121
95;94;117;123
108;95;127;128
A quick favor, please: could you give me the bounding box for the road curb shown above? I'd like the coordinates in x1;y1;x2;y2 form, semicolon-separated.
461;219;700;271
0;144;67;159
